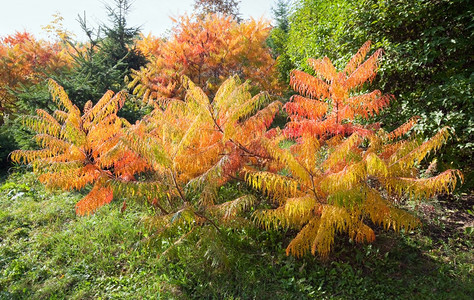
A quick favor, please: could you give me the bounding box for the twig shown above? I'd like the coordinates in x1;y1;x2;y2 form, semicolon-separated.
194;211;222;233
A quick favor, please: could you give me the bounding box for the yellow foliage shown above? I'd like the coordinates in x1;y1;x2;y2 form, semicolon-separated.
251;121;461;257
286;217;321;257
391;169;463;200
246;171;299;201
366;153;388;177
119;76;281;235
253;41;462;258
312;205;350;257
394;127;451;170
213;195;257;221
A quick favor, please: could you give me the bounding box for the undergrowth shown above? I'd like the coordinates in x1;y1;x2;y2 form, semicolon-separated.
0;172;472;299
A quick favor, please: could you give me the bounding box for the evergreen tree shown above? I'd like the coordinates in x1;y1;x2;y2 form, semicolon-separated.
267;0;294;83
59;0;147;112
273;0;290;33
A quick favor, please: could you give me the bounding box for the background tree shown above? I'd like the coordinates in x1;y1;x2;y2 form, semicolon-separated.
194;0;242;20
128;14;282;104
0;32;71;170
0;32;70;123
266;0;294;83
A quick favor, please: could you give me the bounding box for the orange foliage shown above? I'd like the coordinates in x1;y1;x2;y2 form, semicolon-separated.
128;14;282;104
285;41;393;139
135;33;162;59
0;32;71;122
10;80;149;215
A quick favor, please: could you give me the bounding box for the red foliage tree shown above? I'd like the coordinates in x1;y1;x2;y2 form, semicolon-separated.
128;14;282;104
0;32;70;123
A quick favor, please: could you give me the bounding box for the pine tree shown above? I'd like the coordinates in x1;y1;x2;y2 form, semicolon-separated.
267;0;293;83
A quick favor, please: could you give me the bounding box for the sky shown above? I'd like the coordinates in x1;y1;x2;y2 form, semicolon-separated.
0;0;274;40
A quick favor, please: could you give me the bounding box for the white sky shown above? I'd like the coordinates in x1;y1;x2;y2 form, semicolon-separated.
0;0;274;40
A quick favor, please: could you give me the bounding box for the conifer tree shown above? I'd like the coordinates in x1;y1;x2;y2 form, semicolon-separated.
59;0;147;111
267;0;294;83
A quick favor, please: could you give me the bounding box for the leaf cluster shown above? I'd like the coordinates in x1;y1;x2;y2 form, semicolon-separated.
128;14;283;104
0;32;71;123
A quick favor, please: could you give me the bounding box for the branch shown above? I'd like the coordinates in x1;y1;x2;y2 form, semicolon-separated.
170;168;187;203
209;110;272;160
194;211;221;233
152;199;170;215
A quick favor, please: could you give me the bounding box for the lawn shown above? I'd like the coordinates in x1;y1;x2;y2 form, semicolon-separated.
0;171;472;299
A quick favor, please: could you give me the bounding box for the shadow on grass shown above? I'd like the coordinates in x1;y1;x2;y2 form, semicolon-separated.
159;225;473;299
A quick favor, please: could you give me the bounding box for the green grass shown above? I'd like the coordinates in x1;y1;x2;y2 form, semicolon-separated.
0;172;472;299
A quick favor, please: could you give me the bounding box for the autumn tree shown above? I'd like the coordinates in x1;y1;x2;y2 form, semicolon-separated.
246;42;463;258
285;0;473;189
120;75;281;240
0;32;70;123
10;80;148;216
194;0;241;20
128;14;282;104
